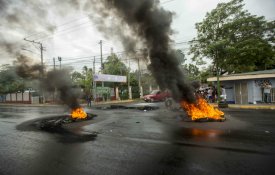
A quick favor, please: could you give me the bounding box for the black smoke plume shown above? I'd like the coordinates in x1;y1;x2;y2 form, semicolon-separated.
89;0;195;103
14;55;81;109
0;0;81;60
14;54;43;79
1;0;82;109
43;69;81;109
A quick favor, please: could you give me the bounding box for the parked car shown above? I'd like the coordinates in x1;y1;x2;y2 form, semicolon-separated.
143;90;170;102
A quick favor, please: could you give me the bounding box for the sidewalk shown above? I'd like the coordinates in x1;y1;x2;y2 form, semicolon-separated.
211;103;275;110
0;99;137;107
91;99;135;106
1;100;275;110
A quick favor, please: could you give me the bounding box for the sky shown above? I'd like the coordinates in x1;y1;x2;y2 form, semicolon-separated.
1;0;274;72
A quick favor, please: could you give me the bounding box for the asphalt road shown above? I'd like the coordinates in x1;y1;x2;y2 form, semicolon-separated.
0;102;275;175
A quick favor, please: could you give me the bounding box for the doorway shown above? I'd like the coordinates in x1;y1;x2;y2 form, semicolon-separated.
234;82;248;104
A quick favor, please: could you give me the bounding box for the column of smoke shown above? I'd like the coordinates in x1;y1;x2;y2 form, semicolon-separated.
1;0;82;110
14;55;81;109
88;0;195;103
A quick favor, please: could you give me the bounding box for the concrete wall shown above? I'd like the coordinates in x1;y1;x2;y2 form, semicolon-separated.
221;81;235;103
253;80;263;103
247;80;254;104
31;97;39;104
11;94;16;101
4;92;32;103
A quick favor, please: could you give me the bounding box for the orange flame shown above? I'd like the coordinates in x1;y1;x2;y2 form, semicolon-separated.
71;107;87;119
180;97;224;121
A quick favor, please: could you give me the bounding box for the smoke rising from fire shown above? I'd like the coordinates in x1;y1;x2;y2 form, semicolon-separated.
88;0;195;102
1;0;82;109
14;55;81;109
43;69;81;109
0;0;81;60
1;0;195;106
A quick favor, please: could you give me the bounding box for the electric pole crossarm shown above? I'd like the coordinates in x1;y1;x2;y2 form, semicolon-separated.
23;38;45;103
23;38;45;65
23;38;41;45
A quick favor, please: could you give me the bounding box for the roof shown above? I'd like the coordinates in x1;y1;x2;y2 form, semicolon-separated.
207;69;275;82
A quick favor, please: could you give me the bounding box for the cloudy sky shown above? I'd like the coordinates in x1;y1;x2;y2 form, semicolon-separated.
1;0;274;72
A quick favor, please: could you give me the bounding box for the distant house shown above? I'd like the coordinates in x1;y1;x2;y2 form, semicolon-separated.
207;69;275;104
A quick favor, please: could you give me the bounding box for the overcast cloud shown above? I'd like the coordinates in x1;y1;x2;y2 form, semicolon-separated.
0;0;274;71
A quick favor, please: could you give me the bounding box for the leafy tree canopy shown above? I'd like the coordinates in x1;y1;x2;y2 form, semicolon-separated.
0;64;25;94
190;0;275;74
71;66;93;95
103;54;128;75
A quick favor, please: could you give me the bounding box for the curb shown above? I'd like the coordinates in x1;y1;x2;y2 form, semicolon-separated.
92;100;135;106
0;100;136;107
210;103;275;110
228;105;275;110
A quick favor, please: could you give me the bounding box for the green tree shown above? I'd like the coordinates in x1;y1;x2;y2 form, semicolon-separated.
102;54;129;98
103;54;128;75
82;66;93;95
183;63;200;81
141;72;157;95
71;66;93;95
175;49;186;65
199;66;214;83
71;71;84;87
0;64;26;94
190;0;275;74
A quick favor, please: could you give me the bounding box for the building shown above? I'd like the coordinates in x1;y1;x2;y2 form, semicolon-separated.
207;69;275;104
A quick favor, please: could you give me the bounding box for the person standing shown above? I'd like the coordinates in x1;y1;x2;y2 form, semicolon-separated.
264;84;272;103
86;95;92;107
212;86;217;103
207;87;213;103
220;86;227;102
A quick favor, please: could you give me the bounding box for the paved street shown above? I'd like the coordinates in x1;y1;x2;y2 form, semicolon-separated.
0;102;275;175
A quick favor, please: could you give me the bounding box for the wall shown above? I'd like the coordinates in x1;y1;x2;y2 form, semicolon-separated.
210;77;275;104
4;92;32;104
253;78;275;103
247;80;254;104
252;80;262;103
222;81;235;103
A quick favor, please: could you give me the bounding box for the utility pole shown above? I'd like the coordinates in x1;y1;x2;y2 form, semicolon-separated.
99;40;104;87
128;59;132;99
137;57;143;98
53;57;56;70
99;40;103;70
23;38;45;75
216;61;220;103
58;56;62;69
93;56;96;103
53;57;56;103
23;38;45;103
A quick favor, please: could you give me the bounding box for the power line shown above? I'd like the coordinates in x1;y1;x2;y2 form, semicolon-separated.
160;0;176;4
35;21;92;41
25;0;175;41
25;15;91;39
56;43;191;63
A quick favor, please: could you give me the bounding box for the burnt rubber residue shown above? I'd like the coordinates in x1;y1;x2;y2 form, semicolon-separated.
16;113;98;143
